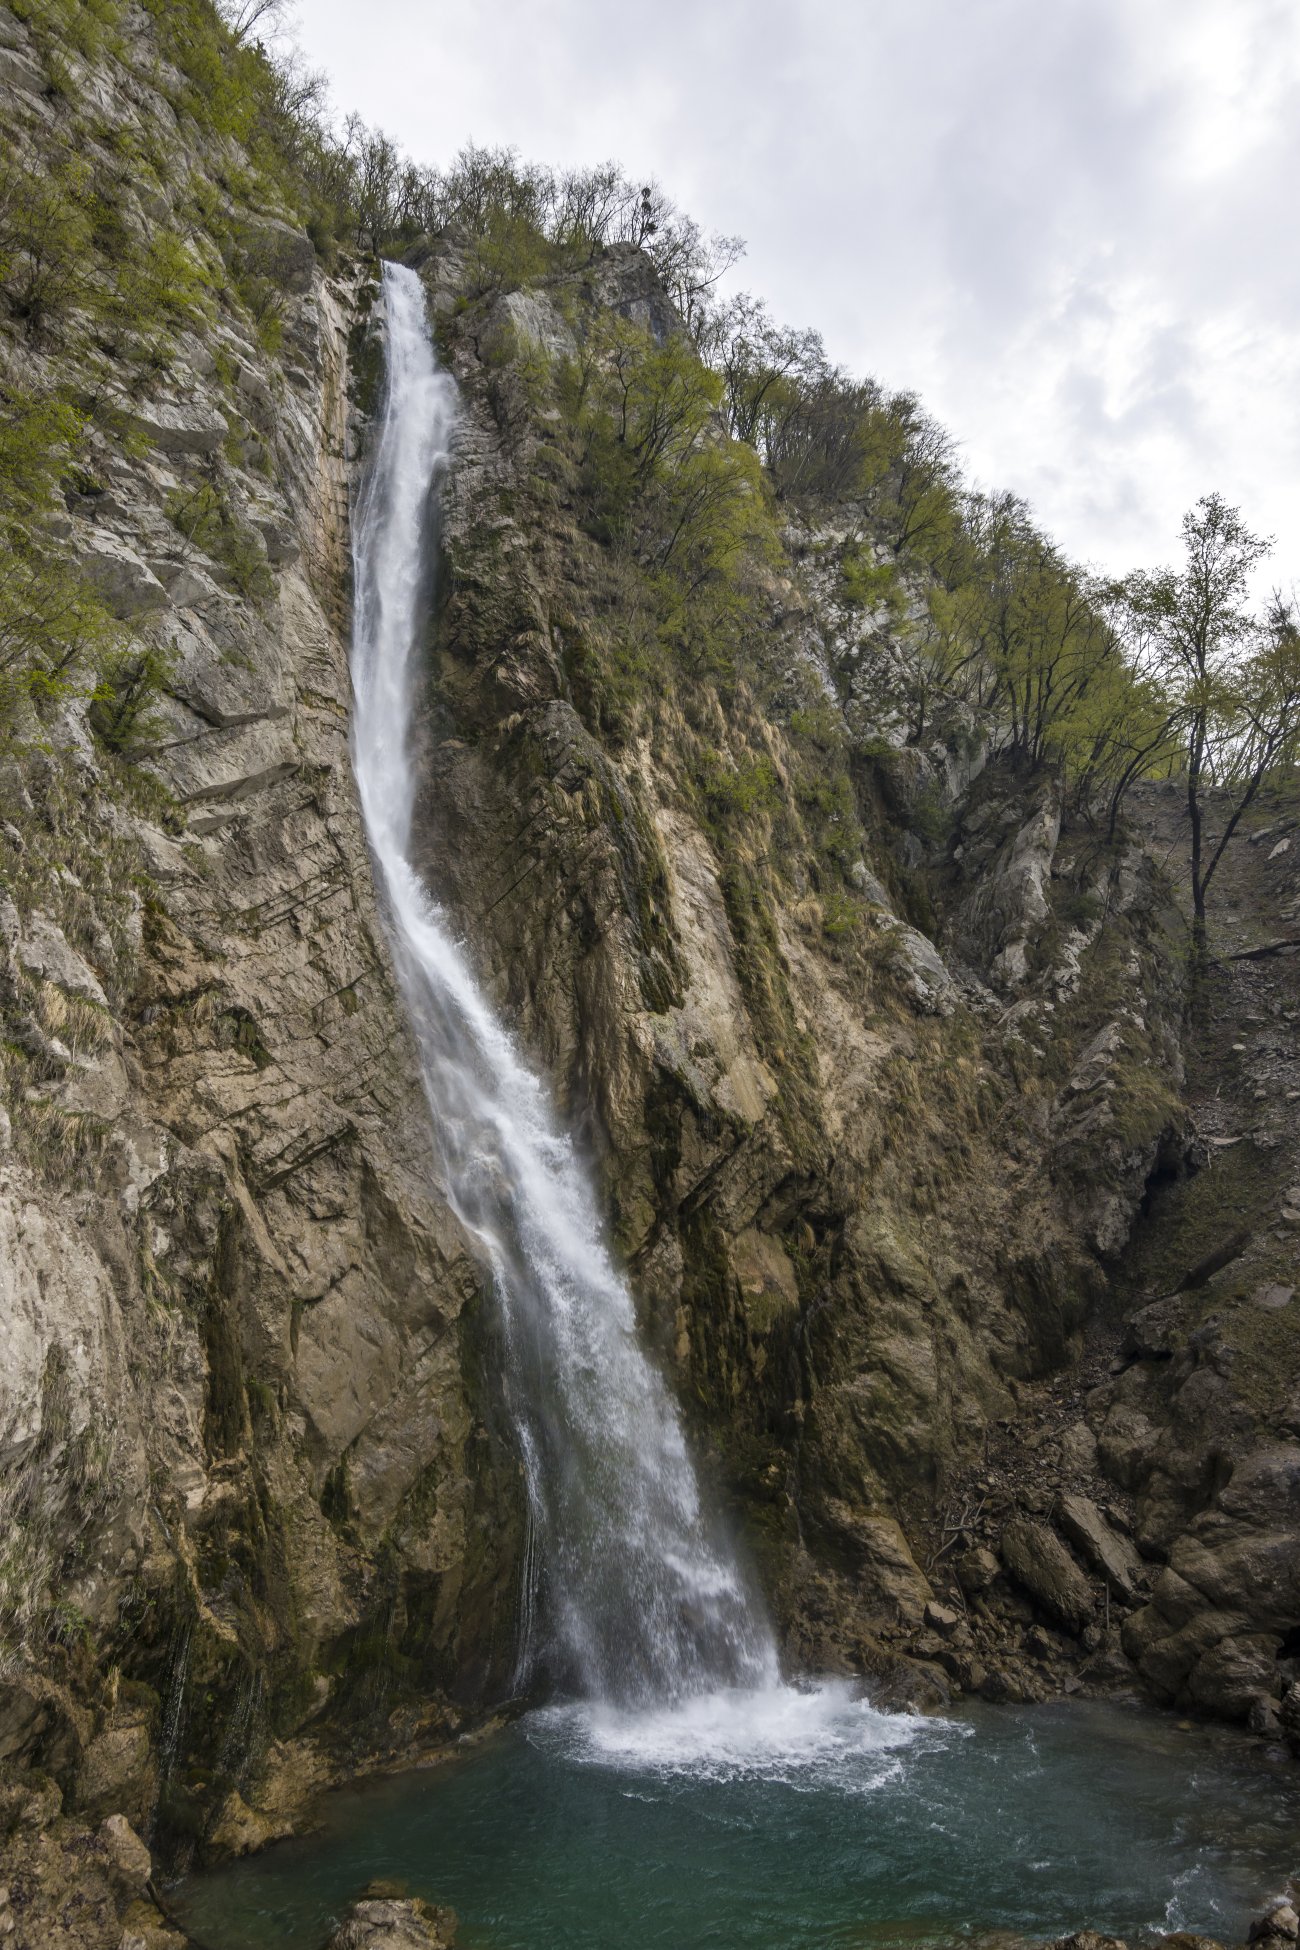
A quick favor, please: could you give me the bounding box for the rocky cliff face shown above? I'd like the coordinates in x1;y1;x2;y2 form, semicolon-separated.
0;6;519;1906
1;3;1298;1928
408;235;1299;1738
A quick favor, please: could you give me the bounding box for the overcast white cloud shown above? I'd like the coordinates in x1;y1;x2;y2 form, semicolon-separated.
292;0;1300;591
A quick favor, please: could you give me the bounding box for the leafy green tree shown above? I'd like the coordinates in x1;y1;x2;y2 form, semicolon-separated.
556;313;776;672
0;159;91;335
868;392;960;562
1123;495;1300;943
698;294;824;450
0;390;121;723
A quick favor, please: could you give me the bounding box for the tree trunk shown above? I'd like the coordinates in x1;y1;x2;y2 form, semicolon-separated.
1187;745;1210;998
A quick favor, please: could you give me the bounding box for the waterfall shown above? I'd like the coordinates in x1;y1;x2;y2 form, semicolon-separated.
349;261;778;1708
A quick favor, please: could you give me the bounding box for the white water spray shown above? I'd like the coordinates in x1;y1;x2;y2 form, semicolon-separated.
350;262;776;1707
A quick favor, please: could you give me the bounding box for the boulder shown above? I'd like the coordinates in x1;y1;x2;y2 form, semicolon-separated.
1252;1283;1294;1310
923;1600;961;1636
1056;1494;1145;1602
1249;1907;1299;1945
1058;1420;1099;1476
883;921;956;1016
74;533;169;617
325;1895;457;1949
999;1517;1094;1634
250;509;301;565
16;914;107;1003
1122;1602;1252;1703
955;1542;1001;1595
1186;1632;1284;1722
74;1711;157;1830
1124;1295;1186;1359
97;1812;152;1893
1096;1405;1157;1490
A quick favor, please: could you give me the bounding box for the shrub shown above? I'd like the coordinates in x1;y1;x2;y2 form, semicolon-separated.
0;159;91;333
89;642;175;755
165;479;273;600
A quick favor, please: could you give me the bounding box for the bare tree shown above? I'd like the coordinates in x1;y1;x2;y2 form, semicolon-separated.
217;0;295;47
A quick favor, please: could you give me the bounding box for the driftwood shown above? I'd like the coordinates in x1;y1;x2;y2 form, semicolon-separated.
926;1495;986;1574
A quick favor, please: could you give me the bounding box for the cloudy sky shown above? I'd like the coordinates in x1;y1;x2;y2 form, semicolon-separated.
293;0;1299;592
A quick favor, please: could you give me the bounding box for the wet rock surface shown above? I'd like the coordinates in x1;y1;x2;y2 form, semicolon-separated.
324;1892;458;1949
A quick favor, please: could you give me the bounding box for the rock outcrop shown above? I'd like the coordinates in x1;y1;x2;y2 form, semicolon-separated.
325;1894;458;1950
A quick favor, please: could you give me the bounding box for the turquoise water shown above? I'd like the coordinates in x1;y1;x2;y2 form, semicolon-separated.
173;1692;1300;1950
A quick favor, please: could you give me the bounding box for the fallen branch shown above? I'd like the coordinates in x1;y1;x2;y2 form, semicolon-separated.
1215;936;1300;963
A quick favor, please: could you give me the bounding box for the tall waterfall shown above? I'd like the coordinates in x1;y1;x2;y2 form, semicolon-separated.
349;261;777;1708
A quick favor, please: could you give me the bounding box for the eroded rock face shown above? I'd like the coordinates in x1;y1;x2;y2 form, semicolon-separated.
0;4;520;1873
406;238;1202;1701
1122;1445;1300;1720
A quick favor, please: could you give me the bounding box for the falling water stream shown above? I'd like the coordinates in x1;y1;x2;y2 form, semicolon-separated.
172;265;1300;1948
350;258;779;1712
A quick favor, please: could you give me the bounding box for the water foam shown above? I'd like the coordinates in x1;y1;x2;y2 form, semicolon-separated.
529;1681;951;1790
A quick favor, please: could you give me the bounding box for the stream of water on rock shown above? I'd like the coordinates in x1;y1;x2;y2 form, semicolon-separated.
173;265;1300;1947
350;257;809;1719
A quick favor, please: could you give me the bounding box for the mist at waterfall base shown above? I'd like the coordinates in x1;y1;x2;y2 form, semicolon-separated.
171;267;1300;1946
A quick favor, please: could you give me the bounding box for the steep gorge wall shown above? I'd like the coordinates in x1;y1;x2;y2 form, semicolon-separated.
410;242;1195;1689
0;7;519;1893
405;238;1300;1750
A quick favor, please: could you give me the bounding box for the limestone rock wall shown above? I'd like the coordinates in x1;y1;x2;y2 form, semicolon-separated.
0;4;519;1868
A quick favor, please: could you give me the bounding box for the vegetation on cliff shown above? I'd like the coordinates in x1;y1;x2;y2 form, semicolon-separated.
3;0;1294;874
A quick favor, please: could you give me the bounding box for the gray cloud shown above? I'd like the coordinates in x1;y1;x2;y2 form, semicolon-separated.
293;0;1300;589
